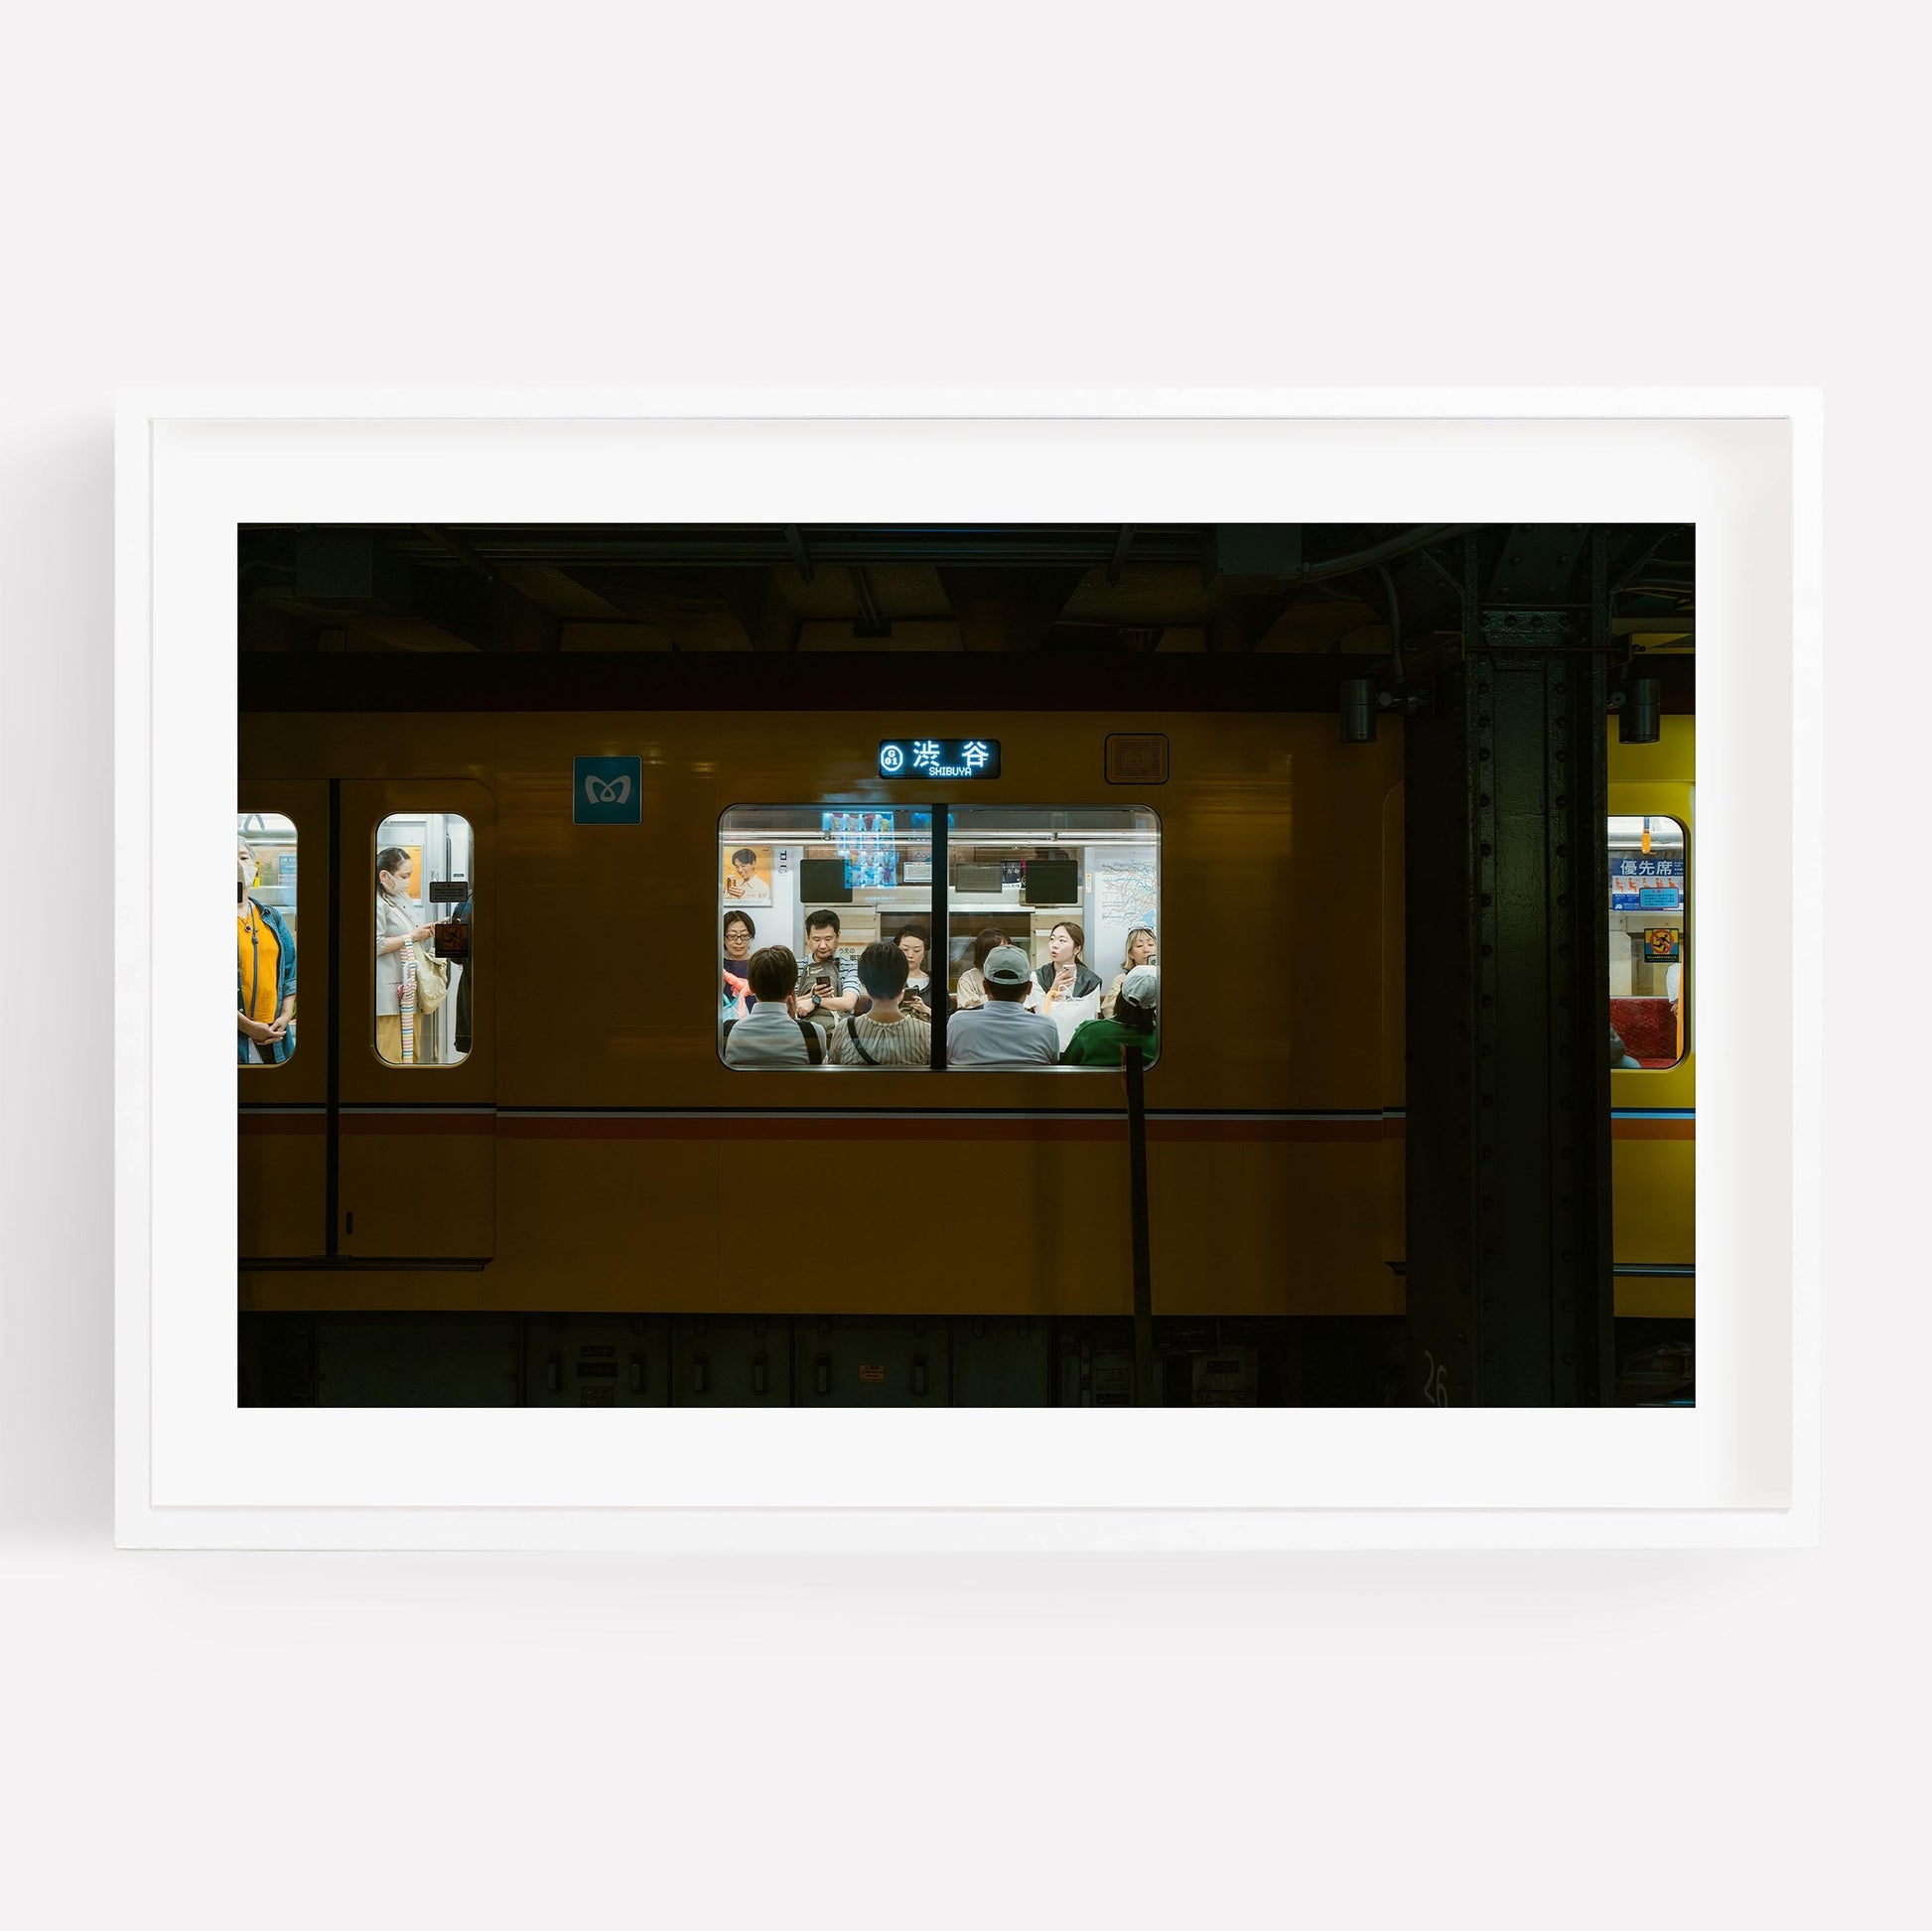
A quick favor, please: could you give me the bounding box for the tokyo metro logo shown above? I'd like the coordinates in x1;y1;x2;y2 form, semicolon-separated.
572;755;643;825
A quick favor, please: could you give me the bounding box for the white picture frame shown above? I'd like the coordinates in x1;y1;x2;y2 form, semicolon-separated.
115;390;1820;1549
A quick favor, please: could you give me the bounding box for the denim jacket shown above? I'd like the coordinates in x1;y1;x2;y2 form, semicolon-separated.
237;897;298;1064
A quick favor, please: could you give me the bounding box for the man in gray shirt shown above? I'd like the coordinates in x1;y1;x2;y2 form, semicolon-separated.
945;945;1061;1066
794;908;861;1036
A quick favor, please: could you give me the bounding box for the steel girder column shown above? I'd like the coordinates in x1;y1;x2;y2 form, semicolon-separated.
1403;533;1614;1407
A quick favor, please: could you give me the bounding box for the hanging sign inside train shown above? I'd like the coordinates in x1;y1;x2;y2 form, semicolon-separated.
877;738;1002;779
1610;854;1683;911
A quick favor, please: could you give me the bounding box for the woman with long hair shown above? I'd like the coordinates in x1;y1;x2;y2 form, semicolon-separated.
1102;925;1157;1018
375;844;439;1064
1027;919;1103;1012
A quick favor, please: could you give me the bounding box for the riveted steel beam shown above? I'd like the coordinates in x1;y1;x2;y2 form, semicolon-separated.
1403;531;1614;1406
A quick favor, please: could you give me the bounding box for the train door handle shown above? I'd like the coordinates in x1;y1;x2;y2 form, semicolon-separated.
912;1357;927;1398
753;1356;767;1396
691;1356;708;1396
546;1354;562;1394
628;1356;644;1395
815;1356;830;1397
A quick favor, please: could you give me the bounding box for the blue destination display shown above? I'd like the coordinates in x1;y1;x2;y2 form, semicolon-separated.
878;738;1002;780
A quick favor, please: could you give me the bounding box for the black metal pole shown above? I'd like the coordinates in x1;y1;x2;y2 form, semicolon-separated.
929;802;949;1070
1124;1041;1156;1405
324;776;342;1257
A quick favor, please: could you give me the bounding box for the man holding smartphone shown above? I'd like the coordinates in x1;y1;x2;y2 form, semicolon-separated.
795;909;860;1034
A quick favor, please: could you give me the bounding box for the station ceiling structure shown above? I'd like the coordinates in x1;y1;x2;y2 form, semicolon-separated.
238;521;1695;673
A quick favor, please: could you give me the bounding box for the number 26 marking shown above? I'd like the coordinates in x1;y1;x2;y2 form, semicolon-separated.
1422;1351;1450;1406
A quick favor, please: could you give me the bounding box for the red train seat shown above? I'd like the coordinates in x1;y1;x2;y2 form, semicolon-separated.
1611;995;1677;1068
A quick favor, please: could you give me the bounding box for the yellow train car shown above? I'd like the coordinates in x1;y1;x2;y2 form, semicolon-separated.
238;706;1693;1339
1606;714;1696;1319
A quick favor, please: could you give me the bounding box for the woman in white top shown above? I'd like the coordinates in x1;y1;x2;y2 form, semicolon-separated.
375;845;438;1065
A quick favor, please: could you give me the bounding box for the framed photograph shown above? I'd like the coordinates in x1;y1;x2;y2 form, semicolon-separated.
115;390;1819;1549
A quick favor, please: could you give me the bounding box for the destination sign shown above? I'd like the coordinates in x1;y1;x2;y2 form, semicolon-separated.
877;739;1002;780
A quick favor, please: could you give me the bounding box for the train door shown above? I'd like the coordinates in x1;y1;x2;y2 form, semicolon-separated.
337;778;495;1262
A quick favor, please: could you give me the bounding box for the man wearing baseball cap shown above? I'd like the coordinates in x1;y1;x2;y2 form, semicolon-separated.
945;944;1062;1067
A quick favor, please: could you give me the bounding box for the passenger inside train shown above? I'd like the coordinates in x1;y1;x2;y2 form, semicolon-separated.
947;946;1062;1065
715;804;1162;1070
827;941;932;1066
1061;964;1159;1067
373;811;473;1066
721;909;757;1021
236;812;298;1065
897;923;941;1020
722;946;825;1068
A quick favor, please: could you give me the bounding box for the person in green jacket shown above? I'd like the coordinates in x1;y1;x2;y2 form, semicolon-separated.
1062;964;1159;1068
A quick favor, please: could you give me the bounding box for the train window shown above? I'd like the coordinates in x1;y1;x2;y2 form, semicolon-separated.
374;812;474;1067
717;808;934;1068
238;812;298;1066
716;805;1160;1071
1608;814;1687;1069
946;806;1161;1069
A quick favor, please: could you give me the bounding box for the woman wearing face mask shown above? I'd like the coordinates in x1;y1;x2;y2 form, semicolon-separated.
375;845;439;1064
237;838;298;1065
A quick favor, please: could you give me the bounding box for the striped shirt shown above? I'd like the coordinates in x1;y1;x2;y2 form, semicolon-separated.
828;1011;931;1068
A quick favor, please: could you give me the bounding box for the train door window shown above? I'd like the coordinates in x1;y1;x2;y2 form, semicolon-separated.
717;807;933;1069
944;805;1161;1068
238;811;298;1066
1608;814;1687;1068
374;812;474;1067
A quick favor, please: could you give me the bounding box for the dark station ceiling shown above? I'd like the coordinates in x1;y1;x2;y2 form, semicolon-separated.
239;522;1695;660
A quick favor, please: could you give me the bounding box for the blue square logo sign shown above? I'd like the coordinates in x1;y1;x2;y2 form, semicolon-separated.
573;755;643;826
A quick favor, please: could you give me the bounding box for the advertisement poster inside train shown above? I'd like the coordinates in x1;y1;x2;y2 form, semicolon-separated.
721;843;772;903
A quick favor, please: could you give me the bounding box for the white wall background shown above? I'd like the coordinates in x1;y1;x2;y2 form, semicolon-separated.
0;5;1914;1926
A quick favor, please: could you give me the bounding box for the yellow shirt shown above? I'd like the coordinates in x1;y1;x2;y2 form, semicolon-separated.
237;902;284;1025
